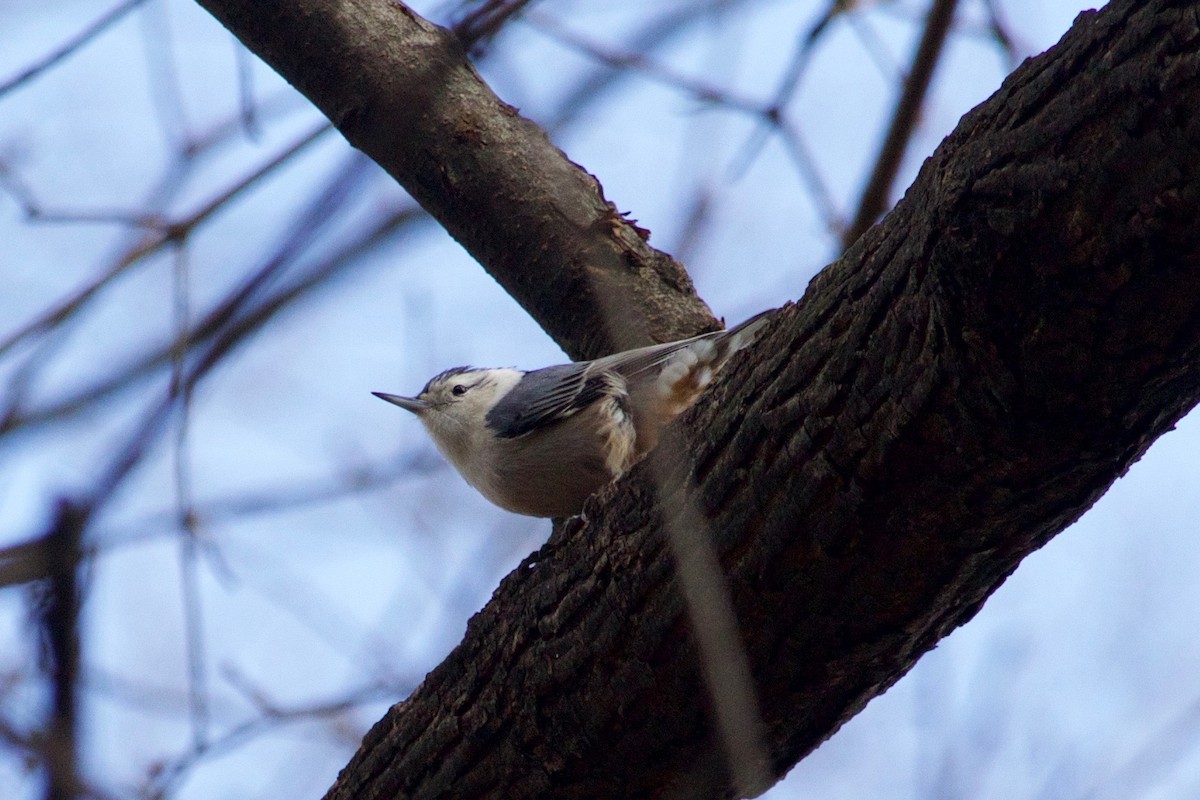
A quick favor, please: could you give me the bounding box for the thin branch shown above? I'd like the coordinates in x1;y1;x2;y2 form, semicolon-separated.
0;0;150;97
139;0;193;148
168;242;212;751
80;202;408;519
543;0;754;133
528;11;768;116
0;121;332;361
0;156;398;441
452;0;537;51
233;39;262;138
726;0;895;202
650;429;771;796
0;202;423;589
104;448;443;548
39;500;87;800
980;0;1020;68
842;0;960;248
527;11;842;233
143;674;411;799
532;2;846;235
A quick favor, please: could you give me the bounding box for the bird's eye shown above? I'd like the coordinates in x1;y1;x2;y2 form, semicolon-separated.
451;384;468;397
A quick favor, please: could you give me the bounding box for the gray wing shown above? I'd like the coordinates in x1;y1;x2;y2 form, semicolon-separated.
597;309;773;381
486;362;616;439
486;311;772;438
594;340;696;380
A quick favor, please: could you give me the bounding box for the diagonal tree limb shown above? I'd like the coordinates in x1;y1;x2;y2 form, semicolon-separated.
194;0;719;361
194;0;1200;798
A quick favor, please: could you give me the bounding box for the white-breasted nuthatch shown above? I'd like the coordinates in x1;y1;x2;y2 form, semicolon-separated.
373;310;771;517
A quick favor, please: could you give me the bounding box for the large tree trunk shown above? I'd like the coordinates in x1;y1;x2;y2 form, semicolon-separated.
195;1;1200;797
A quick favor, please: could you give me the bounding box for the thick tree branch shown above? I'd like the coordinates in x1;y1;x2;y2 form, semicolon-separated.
311;2;1197;798
188;0;1200;797
193;0;718;360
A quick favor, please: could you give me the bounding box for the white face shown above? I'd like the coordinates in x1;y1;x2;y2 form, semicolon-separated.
416;368;523;458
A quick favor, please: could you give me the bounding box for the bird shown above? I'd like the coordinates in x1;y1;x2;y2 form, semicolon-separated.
373;310;771;517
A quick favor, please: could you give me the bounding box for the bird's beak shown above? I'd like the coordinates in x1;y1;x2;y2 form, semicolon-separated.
372;392;427;414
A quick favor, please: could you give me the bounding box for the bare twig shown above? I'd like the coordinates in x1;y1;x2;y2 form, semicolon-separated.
233;41;262;137
842;0;960;248
528;10;843;232
0;162;409;442
544;0;753;132
0;0;150;97
726;0;893;217
0;201;423;590
651;430;772;797
452;0;537;51
980;0;1021;68
168;242;212;751
0;121;332;361
139;0;192;147
528;11;768;117
37;500;87;800
144;674;411;799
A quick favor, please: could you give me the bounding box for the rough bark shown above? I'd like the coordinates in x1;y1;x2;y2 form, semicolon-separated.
195;0;1200;798
193;0;718;360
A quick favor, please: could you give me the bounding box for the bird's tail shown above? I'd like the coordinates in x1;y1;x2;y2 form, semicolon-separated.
715;308;774;362
648;308;774;420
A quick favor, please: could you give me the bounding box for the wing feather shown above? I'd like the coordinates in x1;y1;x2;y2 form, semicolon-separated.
486;363;612;439
486;311;772;439
599;309;772;380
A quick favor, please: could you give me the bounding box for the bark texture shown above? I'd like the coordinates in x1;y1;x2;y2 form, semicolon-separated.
194;0;1200;797
194;0;718;360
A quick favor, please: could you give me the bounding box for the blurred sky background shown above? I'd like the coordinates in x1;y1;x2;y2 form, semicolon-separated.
4;1;1200;798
